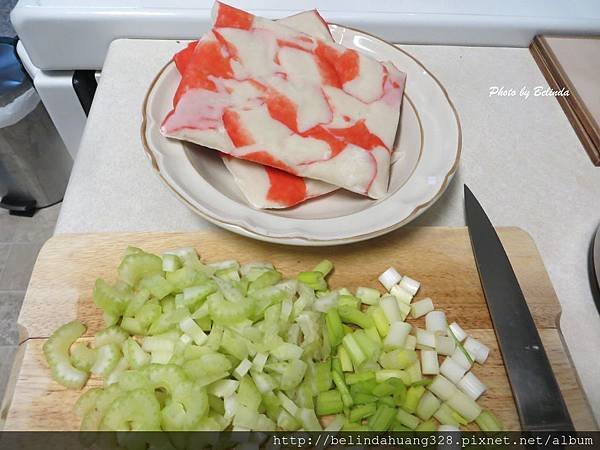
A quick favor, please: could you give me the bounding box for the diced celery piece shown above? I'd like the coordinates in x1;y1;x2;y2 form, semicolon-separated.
395;408;420;430
316;390;343;415
161;382;209;430
73;387;103;417
93;279;128;316
280;359;307;391
94;326;129;348
349;403;377;422
416;391;441;421
209;379;239;398
297;271;327;291
233;358;252;380
123;288;150;318
314;360;332;393
104;356;129;386
475;410;504;431
298;408;322;431
313;259;333;276
122;337;150;369
91;343;121;377
277;392;299;416
179;317;208;346
375;369;411;385
402;385;426;414
236;376;261;410
434;403;461;427
338;346;353;372
44;322;90;387
271;342;303;361
338;305;373;329
162;254;181;273
101;388;161;431
251;371;276;394
277;409;300;431
118;252;163;286
220;330;248;361
338;295;361;309
148;307;190;335
342;334;366;367
370;306;390;337
356;287;381;305
406;360;422;384
332;370;353;408
415;419;437;432
248;270;282;293
368;405;396;431
70;343;97;372
140;274;174;300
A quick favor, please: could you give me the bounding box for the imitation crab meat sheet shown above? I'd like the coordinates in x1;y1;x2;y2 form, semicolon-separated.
173;10;338;209
161;2;406;199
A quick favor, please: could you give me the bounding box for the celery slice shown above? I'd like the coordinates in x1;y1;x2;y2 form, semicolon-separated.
280;359;307;391
140;274;174;299
338;305;374;329
368;404;396;431
74;387;102;417
91;343;121;377
70;343;97;372
297;271;328;291
475;409;504;431
316;390;344;415
118;252;163;286
93;326;128;348
43;320;89;389
122;337;150;369
93;279;128;316
101;388;161;431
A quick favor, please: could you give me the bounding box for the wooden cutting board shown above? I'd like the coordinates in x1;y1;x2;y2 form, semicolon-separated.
1;228;596;431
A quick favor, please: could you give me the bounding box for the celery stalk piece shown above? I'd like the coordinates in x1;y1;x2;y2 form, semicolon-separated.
280;360;308;391
316;390;344;415
416;328;436;348
208;295;253;325
313;259;334;276
342;334;366;367
271;342;303;361
368;404;396;431
91;343;121;377
325;308;344;347
356;287;381;305
252;352;268;373
118;370;152;392
397;302;411;321
277;392;299;416
402;385;426;414
180;283;217;309
379;349;417;370
209;379;239;398
73;387;102;417
338;346;353;372
104;356;129;386
398;275;420;296
372;378;403;397
324;414;346;431
435;335;456;356
375;369;410;385
337;294;361;309
102;311;120;328
121;338;149;370
161;383;209;430
315;360;332;392
118;252;163;286
100;388;161;431
434;403;462;427
184;353;232;377
179;317;208;346
140;274;174;300
70;343;97;372
415;419;437;432
295;381;315;409
349;403;377;422
458;371;487;400
237;376;262;410
123;288;150;318
395;408;420;430
313;291;339;313
449;321;468;342
404;334;417;351
332;370;353;408
93;279;128;316
297;270;328;291
277;409;301;431
338;305;374;329
93;326;129;348
345;371;375;385
406;361;422;384
475;410;504;431
463;337;490;364
162;253;181;273
233;358;253;380
370;306;390;337
299;408;323;431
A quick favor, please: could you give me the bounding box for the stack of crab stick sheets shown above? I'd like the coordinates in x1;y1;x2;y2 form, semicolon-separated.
161;2;406;209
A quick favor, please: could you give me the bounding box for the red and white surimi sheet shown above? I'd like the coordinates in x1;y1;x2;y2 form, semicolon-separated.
162;2;406;200
173;10;338;209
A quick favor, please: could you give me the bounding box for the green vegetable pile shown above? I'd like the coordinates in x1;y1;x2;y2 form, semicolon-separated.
43;246;502;432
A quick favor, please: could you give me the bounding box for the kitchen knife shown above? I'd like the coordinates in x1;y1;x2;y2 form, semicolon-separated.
464;185;574;431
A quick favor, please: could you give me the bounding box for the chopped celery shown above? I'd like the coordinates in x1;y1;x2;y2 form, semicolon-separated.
297;271;327;291
298;408;322;431
349;403;377;422
162;253;181;273
315;360;332;392
74;387;102;417
476;410;504;431
338;295;361;309
122;337;150;369
338;346;353;372
316;390;344;415
416;391;442;421
338;305;373;329
325;309;344;347
43;321;89;389
313;259;333;276
368;404;396;431
356;287;381;305
70;343;97;372
94;326;128;348
118;252;163;286
370;306;390;337
91;343;121;377
93;279;128;316
140;274;173;299
280;359;307;391
332;371;353;408
237;376;261;410
379;349;417;370
395;408;420;430
402;385;426;414
415;419;437;432
345;371;375;385
342;334;366;367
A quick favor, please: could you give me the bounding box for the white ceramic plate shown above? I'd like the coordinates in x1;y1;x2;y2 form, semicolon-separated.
141;24;461;246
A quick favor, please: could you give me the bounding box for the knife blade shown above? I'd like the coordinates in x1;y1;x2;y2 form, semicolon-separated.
464;185;574;431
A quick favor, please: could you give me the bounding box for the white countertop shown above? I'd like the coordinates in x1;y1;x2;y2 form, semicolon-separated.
57;39;600;421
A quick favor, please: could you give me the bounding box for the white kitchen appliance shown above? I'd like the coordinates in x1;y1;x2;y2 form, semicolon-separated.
10;0;600;157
